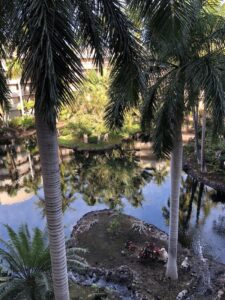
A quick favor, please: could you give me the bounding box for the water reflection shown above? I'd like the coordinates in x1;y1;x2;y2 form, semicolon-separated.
0;136;40;200
1;138;225;263
68;151;152;209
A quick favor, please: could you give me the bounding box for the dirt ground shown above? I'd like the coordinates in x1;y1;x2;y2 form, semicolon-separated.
69;210;225;300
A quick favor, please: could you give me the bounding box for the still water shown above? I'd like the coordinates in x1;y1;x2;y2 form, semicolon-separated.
0;140;225;264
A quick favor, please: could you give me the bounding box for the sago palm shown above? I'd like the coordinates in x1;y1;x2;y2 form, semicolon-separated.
0;225;52;300
11;0;145;298
106;0;225;280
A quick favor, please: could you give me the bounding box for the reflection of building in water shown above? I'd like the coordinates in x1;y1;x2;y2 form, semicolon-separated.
0;139;74;204
0;142;40;188
135;141;169;171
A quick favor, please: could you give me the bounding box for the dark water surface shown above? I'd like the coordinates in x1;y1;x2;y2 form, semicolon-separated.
0;140;225;264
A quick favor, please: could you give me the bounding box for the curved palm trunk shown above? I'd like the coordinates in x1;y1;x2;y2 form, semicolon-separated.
35;114;69;300
166;125;183;280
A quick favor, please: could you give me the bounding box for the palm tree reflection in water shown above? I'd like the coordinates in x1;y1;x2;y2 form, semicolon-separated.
162;176;219;248
35;150;152;214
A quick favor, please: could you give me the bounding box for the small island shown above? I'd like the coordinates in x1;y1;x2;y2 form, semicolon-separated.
67;210;225;300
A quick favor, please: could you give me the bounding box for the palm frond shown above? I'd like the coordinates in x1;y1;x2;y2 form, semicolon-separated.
73;0;105;72
128;0;199;42
185;52;225;133
105;40;146;129
0;279;25;300
153;74;185;158
93;0;146;129
0;225;52;299
66;245;89;271
141;68;177;132
13;0;83;129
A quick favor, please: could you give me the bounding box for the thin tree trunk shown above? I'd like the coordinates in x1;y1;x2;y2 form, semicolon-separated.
201;104;206;173
184;179;198;229
35;114;69;300
193;105;200;164
166;124;183;280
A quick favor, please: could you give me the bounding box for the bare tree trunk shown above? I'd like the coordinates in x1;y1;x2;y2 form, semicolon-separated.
193;105;200;164
166;124;183;280
35;114;69;300
201;104;206;173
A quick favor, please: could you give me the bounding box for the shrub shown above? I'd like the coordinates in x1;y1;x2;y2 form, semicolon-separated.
0;225;52;300
9;116;35;130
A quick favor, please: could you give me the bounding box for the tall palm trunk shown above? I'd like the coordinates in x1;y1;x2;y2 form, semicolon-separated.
201;104;206;173
166;124;183;280
35;114;69;300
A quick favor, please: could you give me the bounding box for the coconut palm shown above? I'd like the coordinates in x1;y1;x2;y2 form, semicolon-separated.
11;0;145;298
106;0;225;280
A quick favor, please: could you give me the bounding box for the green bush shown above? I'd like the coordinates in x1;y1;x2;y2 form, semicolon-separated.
9;116;35;130
58;70;140;143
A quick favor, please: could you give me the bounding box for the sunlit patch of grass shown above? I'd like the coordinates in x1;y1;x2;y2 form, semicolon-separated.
58;135;122;149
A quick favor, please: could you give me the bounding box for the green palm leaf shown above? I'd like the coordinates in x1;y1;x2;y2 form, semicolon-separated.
13;0;83;128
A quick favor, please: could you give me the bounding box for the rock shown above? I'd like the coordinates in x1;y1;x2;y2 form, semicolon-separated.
158;248;168;263
216;289;225;300
176;290;188;300
108;265;133;285
181;257;190;271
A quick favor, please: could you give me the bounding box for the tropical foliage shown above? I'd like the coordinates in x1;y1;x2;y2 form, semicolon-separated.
59;70;140;148
69;151;150;208
0;225;52;300
105;0;225;280
9;116;35;130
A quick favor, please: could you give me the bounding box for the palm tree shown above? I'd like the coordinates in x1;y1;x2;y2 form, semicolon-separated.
12;0;145;298
106;0;225;280
0;225;52;300
0;1;11;121
0;225;88;300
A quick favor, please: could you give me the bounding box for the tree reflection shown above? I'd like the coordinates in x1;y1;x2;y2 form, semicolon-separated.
213;215;225;236
151;164;169;186
35;164;76;217
34;150;152;214
65;151;150;209
162;176;213;247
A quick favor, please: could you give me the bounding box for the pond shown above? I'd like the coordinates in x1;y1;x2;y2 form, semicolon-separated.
0;139;225;264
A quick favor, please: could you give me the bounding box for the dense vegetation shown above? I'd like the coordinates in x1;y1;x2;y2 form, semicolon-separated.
58;70;140;148
0;0;225;299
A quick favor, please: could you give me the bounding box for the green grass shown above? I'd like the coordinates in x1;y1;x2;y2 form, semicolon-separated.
58;134;122;149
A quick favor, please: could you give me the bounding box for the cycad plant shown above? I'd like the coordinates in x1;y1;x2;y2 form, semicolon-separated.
11;0;145;298
106;0;225;280
0;225;52;300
